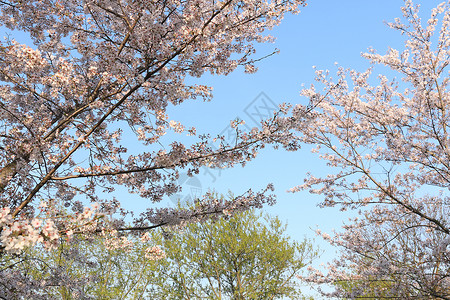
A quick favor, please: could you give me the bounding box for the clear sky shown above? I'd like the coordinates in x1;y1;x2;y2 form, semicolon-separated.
137;0;441;281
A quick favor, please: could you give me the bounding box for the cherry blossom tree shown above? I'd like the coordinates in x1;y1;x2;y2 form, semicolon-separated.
0;0;307;255
283;1;450;298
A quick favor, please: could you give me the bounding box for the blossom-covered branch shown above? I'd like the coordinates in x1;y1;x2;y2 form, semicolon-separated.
284;1;450;298
0;0;306;253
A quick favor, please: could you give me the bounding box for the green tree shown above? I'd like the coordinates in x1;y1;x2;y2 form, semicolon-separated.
148;209;318;299
12;209;318;299
5;234;162;299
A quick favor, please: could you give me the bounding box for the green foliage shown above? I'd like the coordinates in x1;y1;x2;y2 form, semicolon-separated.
334;278;395;300
10;235;161;299
11;209;318;299
155;210;318;299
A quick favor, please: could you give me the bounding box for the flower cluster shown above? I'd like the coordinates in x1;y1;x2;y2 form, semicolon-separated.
0;207;58;253
144;246;165;260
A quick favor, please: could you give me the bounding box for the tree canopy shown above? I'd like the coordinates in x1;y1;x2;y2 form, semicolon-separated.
0;0;305;251
8;209;318;299
150;209;318;299
3;0;450;298
0;0;309;295
282;1;450;298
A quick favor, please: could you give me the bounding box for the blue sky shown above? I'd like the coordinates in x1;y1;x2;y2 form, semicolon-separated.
148;0;443;275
